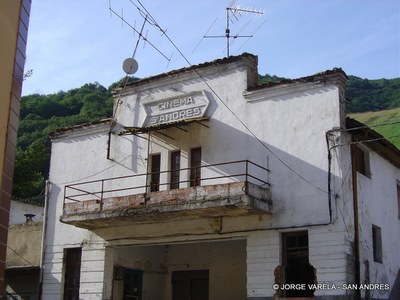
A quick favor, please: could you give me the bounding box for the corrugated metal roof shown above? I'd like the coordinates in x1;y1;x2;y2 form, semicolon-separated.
49;118;112;138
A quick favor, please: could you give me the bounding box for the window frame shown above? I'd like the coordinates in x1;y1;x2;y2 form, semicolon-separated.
190;147;202;187
149;153;161;192
353;146;371;178
372;225;383;263
170;150;181;190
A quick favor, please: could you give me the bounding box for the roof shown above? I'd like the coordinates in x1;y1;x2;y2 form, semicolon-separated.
12;196;45;207
248;67;348;91
346;117;400;168
49;118;113;139
113;52;258;92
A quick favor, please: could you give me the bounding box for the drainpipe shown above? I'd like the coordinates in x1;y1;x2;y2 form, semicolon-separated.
351;145;361;300
38;180;50;300
107;131;112;160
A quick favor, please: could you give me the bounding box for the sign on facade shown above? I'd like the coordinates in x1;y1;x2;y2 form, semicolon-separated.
142;91;210;127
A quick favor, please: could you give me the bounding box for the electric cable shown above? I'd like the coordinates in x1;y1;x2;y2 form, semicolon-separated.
345;120;400;131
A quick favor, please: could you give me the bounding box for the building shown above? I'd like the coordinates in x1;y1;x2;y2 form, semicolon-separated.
41;53;400;299
5;198;44;300
0;1;31;297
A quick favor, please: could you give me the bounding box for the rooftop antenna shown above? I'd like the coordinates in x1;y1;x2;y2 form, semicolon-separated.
199;1;264;57
108;0;172;64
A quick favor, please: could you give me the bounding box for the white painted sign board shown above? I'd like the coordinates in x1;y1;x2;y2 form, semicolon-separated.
142;91;210;127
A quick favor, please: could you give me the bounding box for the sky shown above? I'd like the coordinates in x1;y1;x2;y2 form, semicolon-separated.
22;0;400;96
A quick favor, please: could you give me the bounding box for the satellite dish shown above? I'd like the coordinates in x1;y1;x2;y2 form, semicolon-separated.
122;58;139;75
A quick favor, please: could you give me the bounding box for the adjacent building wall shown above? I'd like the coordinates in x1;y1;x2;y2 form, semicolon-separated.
9;200;44;225
357;149;400;299
5;200;43;299
0;0;31;296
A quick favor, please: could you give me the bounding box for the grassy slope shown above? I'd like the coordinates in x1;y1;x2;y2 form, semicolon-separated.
348;107;400;149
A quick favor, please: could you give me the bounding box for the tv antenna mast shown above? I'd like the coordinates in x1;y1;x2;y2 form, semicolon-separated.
108;0;173;74
199;0;264;57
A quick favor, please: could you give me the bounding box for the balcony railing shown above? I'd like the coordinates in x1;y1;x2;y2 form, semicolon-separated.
63;160;270;212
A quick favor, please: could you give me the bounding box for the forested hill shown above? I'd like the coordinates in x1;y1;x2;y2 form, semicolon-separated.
13;75;400;200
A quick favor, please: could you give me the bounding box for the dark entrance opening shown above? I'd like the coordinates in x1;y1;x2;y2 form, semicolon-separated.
63;247;82;300
123;269;143;300
172;270;209;300
282;231;315;298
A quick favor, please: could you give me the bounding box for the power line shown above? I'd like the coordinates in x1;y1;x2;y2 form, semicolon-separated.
346;120;400;131
349;134;400;145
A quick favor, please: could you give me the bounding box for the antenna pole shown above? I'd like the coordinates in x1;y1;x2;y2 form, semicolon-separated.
202;4;264;57
226;8;230;57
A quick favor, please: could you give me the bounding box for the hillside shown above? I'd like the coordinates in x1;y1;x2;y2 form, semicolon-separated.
349;107;400;149
13;82;113;199
13;75;400;200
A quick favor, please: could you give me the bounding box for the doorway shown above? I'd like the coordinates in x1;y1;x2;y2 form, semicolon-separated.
172;270;209;300
282;231;315;298
123;268;143;300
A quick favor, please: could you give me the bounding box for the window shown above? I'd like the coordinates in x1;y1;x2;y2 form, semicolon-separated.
397;180;400;220
150;154;161;192
170;151;181;189
190;147;201;187
63;248;82;300
372;225;382;263
353;146;370;177
282;231;315;298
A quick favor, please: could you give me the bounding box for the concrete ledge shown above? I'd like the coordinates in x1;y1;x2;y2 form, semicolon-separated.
61;182;272;229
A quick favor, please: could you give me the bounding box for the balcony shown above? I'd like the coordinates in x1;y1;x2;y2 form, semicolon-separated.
60;160;272;229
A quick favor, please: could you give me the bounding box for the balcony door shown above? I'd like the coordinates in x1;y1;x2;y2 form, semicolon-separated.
190;147;201;187
170;151;181;189
150;154;161;192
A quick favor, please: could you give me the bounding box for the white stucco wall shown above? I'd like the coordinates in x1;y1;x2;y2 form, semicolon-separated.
356;149;400;299
9;200;44;224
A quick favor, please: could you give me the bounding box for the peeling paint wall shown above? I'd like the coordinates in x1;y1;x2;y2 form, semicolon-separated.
6;222;42;267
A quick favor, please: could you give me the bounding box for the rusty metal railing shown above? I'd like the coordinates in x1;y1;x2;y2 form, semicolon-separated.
63;160;270;207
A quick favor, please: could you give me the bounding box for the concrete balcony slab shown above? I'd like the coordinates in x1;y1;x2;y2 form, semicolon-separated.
60;181;272;230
